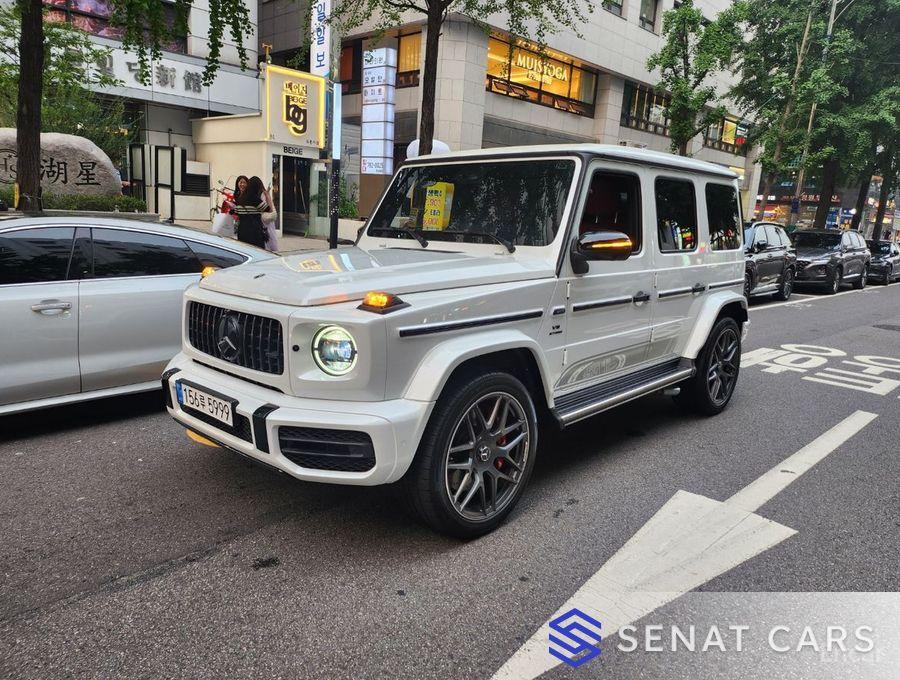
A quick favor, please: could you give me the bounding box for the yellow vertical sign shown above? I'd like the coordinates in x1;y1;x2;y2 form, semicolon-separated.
422;182;454;230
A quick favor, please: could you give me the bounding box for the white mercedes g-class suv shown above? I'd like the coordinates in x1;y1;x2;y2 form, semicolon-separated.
164;144;748;537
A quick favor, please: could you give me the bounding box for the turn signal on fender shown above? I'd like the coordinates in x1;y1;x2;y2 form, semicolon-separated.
358;291;409;314
201;266;217;279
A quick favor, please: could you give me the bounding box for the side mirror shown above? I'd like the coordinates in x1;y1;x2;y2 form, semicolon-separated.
754;240;768;253
571;229;633;274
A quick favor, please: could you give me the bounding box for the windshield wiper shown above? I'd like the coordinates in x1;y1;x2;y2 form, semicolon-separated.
443;230;516;253
396;220;429;248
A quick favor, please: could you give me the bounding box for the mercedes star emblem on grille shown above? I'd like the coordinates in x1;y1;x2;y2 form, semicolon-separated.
216;313;242;363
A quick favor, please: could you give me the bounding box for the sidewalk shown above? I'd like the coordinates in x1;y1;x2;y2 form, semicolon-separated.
176;219;362;254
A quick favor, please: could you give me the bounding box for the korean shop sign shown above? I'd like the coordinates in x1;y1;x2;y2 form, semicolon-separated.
266;65;325;149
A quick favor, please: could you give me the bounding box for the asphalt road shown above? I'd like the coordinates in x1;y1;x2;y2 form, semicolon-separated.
2;283;899;679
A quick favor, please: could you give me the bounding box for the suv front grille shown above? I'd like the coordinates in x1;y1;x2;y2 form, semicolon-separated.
188;302;284;375
278;427;376;472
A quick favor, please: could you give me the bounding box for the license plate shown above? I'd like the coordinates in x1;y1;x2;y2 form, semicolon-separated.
177;382;234;427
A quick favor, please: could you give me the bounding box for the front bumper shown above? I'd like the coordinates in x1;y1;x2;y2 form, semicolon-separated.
794;262;831;283
163;354;434;486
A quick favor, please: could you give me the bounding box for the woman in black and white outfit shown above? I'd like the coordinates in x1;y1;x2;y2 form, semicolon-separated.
233;176;272;249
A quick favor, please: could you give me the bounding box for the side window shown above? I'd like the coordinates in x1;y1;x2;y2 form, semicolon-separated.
579;170;642;253
763;226;780;248
854;233;865;249
0;227;75;285
841;233;853;250
92;229;200;278
705;183;741;250
186;241;248;269
776;228;790;247
655;178;697;252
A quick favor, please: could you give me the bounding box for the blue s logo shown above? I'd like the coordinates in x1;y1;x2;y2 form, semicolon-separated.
548;608;602;667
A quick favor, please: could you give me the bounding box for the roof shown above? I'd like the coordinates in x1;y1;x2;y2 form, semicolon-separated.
405;143;738;179
0;215;271;256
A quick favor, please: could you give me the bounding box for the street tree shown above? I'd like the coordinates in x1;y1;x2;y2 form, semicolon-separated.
12;0;252;211
646;0;746;156
0;5;135;168
325;0;593;156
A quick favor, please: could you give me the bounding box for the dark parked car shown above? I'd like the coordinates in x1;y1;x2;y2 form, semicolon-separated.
792;229;870;294
866;240;900;285
742;222;797;300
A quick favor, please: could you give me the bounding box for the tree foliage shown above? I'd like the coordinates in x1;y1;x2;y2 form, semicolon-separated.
0;5;137;166
646;0;746;156
325;0;593;154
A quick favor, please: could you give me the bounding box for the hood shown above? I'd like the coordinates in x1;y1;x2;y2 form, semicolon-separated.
795;246;837;260
199;246;555;306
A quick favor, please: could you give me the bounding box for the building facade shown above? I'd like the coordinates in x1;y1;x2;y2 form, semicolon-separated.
260;0;762;217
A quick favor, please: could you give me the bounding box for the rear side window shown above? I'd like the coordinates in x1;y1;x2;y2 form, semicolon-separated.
92;229;200;278
187;241;248;268
705;183;741;250
763;225;780;247
774;227;789;247
0;227;75;285
655;178;697;252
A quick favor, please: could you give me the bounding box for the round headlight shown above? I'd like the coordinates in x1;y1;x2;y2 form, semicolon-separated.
311;325;358;375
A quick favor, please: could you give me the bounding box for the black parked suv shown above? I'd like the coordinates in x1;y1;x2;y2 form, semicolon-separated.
866;240;900;285
743;222;797;300
793;229;870;294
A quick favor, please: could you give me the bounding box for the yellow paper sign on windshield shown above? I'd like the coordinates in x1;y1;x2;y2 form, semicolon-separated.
422;182;454;230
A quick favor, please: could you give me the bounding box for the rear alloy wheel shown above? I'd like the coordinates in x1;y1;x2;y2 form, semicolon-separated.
853;266;868;290
676;317;741;416
774;268;794;301
828;268;842;295
401;372;537;538
886;266;894;285
743;272;752;299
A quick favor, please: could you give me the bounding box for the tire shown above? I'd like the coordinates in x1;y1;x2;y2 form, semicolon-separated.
883;266;892;285
827;267;842;295
400;371;538;539
774;267;794;301
853;266;868;290
675;317;741;417
743;272;752;299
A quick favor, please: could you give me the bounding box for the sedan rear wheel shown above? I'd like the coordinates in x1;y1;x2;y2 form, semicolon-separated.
774;268;794;301
853;266;868;290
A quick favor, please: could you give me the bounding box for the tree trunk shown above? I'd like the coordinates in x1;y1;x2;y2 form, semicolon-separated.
417;8;442;157
849;174;870;232
812;158;838;229
872;174;891;239
756;171;775;219
16;0;44;213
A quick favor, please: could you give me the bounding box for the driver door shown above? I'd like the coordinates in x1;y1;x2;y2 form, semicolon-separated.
556;164;653;393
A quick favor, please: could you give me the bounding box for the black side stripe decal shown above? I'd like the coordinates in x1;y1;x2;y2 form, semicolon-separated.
398;310;544;338
572;296;632;312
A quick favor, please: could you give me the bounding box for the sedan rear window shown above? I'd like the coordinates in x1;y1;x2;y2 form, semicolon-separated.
92;229;200;278
0;227;75;285
366;159;576;247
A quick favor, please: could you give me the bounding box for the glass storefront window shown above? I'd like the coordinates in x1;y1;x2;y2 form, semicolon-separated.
485;36;598;117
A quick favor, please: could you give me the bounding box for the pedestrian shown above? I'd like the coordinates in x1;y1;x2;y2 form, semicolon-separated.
233;175;249;201
233;176;273;249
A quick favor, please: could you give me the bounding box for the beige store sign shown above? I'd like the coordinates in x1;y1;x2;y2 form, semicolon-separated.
265;65;326;149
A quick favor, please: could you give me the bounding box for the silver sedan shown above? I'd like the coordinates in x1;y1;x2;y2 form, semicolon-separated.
0;216;274;415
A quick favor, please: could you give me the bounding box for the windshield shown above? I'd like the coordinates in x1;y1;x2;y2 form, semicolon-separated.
793;232;841;250
366;159;576;247
867;241;891;255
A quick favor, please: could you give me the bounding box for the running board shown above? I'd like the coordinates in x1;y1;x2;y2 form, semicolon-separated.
552;359;695;427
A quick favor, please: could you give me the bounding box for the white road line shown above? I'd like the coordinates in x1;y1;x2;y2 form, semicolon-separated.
750;286;885;312
726;409;878;512
492;410;879;680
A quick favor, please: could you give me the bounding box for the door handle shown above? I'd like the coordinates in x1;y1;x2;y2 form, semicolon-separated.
632;291;651;303
691;283;706;294
31;300;72;314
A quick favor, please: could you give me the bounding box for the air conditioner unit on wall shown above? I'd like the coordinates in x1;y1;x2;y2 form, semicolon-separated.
618;140;648;149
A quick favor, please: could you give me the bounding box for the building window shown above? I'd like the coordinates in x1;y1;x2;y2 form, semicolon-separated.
44;0;187;54
639;0;658;31
705;118;749;155
340;40;362;94
621;81;671;136
397;32;421;88
603;0;624;17
485;36;598;117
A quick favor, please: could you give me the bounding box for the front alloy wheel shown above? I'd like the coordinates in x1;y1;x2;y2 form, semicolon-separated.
743;272;752;299
401;371;538;538
828;268;842;295
444;392;529;521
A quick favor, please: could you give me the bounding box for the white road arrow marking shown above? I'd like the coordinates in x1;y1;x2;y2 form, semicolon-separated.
492;410;878;680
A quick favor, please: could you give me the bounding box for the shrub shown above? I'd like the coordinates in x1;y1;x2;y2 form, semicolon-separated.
0;187;147;212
